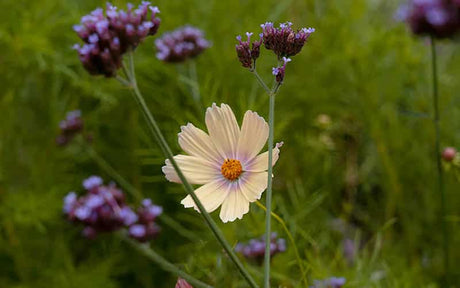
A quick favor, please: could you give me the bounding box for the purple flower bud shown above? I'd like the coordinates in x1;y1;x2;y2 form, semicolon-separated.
272;57;291;83
234;232;287;265
155;25;210;63
397;0;460;38
119;206;138;226
310;277;346;288
63;192;77;214
442;147;457;162
83;176;103;191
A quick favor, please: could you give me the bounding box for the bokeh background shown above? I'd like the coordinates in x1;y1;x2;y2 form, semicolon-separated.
0;0;459;287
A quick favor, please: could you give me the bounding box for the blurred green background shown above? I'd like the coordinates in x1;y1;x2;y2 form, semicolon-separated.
0;0;459;287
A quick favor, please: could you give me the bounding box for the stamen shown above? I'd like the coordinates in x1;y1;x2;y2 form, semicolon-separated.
221;159;243;181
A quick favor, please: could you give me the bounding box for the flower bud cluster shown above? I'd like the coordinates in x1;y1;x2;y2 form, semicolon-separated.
261;22;315;58
235;32;262;70
234;232;286;264
155;25;210;63
73;2;161;76
272;57;291;83
310;277;346;288
63;176;162;241
397;0;460;38
56;110;84;146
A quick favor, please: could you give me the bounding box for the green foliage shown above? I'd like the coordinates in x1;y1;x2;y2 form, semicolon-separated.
0;0;459;287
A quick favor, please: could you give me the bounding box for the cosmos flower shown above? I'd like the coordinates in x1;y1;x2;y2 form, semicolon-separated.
162;103;282;223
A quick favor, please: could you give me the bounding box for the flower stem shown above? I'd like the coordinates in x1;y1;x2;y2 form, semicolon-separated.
188;60;204;112
264;86;276;288
252;70;272;95
430;36;449;284
255;201;308;287
123;51;258;288
121;234;214;288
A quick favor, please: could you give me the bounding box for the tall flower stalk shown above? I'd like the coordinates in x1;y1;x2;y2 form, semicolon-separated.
237;22;314;287
119;50;258;288
430;36;449;283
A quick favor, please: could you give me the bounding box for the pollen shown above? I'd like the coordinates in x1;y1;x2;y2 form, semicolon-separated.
221;159;243;181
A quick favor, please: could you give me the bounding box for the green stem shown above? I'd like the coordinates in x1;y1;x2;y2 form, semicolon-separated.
264;89;276;288
252;70;271;95
430;36;449;284
124;51;258;288
189;60;203;112
121;234;214;288
255;201;308;287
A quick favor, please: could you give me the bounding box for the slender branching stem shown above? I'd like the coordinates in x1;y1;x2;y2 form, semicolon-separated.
121;51;258;288
252;70;272;95
430;36;449;284
121;234;214;288
255;201;308;287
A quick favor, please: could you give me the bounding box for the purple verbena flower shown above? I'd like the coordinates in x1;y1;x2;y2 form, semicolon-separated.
56;110;84;146
73;2;161;76
83;175;103;191
272;57;291;83
155;25;210;62
235;32;262;70
397;0;460;38
234;232;287;265
261;22;315;58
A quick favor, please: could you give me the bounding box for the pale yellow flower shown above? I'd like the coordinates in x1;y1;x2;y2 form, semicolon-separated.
162;103;282;222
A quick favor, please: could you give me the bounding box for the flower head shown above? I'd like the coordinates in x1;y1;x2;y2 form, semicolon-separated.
235;232;286;264
155;25;210;62
162;103;282;222
63;177;162;242
397;0;460;38
261;22;315;58
56;110;84;146
73;2;161;76
235;32;263;70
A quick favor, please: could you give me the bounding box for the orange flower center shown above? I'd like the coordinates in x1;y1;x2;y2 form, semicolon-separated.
221;159;243;181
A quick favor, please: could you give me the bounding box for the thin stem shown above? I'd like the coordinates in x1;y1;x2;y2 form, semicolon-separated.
264;88;276;288
121;234;214;288
189;60;203;112
252;70;272;95
123;51;258;288
255;201;308;287
430;36;449;284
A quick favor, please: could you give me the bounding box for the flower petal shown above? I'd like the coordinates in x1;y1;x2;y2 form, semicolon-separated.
245;142;283;172
181;178;229;213
162;155;220;184
219;182;250;223
237;110;269;164
238;171;268;202
205;103;240;159
178;123;223;165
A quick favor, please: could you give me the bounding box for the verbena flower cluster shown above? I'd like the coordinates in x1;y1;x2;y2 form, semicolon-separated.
236;22;314;83
398;0;460;38
73;2;161;77
56;110;84;146
155;25;210;62
63;176;162;241
310;277;346;288
234;233;286;264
